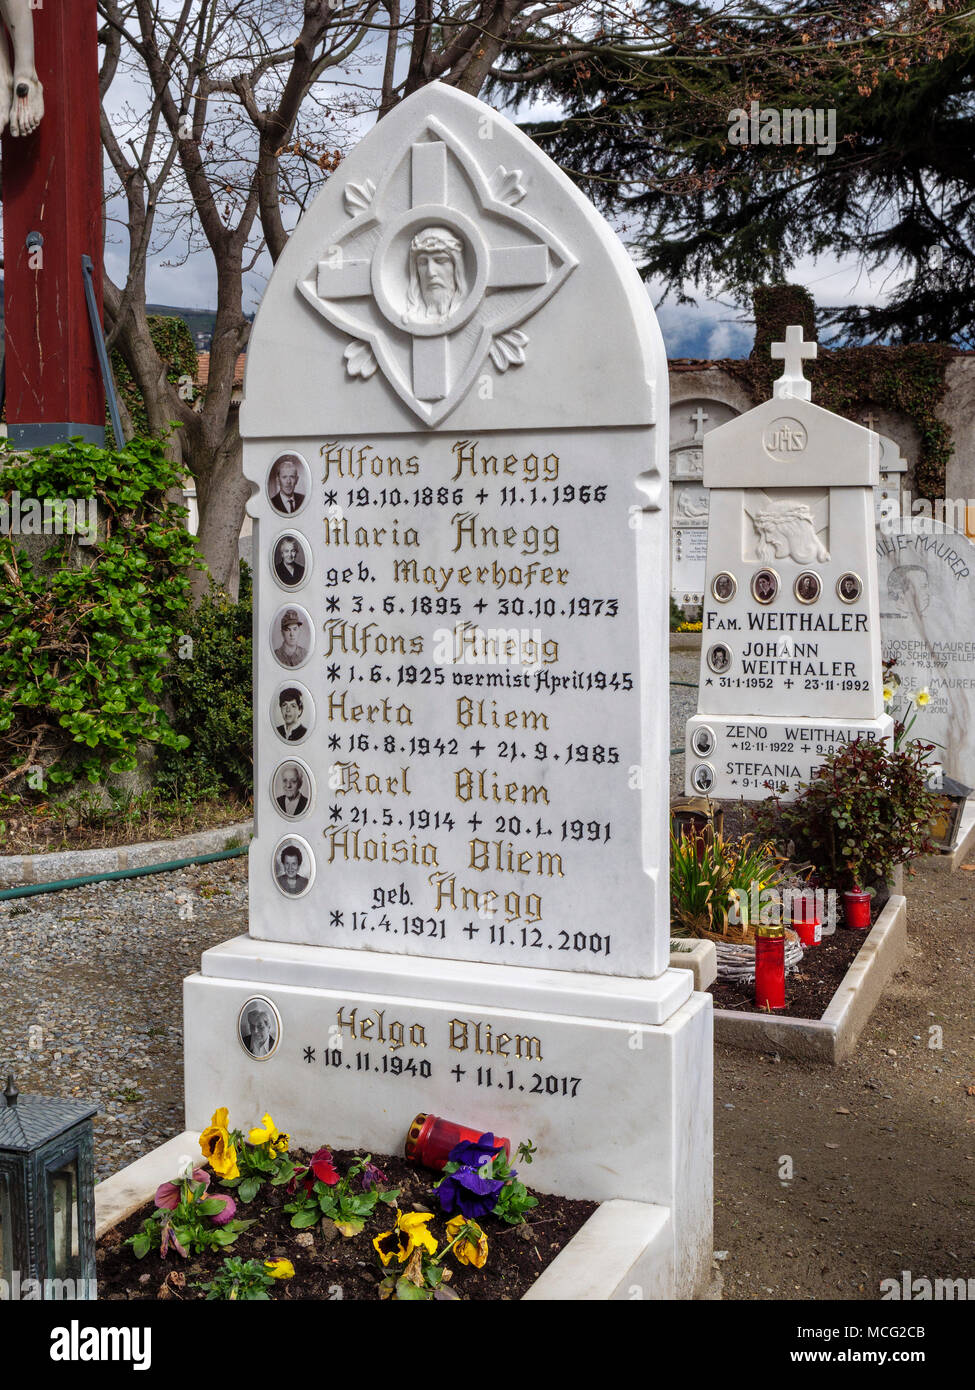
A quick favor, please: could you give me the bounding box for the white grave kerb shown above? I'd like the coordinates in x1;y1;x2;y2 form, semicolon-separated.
685;327;893;799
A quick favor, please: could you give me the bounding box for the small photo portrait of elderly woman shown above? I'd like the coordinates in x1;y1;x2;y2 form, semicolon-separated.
238;996;282;1060
271;533;309;590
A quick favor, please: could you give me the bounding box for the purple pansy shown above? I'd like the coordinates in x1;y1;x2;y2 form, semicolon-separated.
209;1193;238;1226
446;1132;504;1169
361;1161;387;1192
436;1165;507;1219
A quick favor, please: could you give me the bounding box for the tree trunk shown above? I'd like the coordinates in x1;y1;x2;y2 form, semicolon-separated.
191;430;250;601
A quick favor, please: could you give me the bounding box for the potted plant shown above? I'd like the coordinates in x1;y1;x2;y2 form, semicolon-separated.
750;736;941;928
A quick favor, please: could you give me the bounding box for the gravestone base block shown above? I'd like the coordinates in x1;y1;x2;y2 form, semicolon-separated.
685;713;894;800
184;939;713;1299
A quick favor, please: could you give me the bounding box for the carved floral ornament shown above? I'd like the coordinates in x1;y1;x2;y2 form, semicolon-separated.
298;116;577;425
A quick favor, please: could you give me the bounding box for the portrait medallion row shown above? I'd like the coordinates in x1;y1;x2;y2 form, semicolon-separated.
712;569;863;606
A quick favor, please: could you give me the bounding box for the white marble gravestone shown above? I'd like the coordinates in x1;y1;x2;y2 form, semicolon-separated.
669;400;739;611
685;327;893;799
184;82;712;1298
874;433;909;528
878;519;975;787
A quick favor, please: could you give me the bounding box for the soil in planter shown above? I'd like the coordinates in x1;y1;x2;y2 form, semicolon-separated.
96;1147;597;1301
708;925;872;1017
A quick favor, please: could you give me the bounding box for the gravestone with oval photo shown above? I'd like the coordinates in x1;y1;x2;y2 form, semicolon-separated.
685;327;893;799
183;82;713;1298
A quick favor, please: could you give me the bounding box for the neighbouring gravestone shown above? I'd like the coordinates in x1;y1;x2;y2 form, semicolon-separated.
878;518;975;786
874;433;908;528
669;399;740;614
184;83;712;1297
685;327;893;799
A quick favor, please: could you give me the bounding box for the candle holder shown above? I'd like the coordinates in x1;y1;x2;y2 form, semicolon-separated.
405;1113;510;1171
754;923;786;1011
792;889;821;947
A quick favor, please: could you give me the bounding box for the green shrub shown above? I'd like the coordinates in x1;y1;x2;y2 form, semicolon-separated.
749;737;940;892
0;436;200;796
154;565;253;799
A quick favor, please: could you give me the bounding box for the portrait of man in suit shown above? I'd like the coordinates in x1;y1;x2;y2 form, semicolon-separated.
274;687;308;742
275;843;310;896
269;453;307;515
274;535;306;587
239;1001;278;1059
275;763;309;817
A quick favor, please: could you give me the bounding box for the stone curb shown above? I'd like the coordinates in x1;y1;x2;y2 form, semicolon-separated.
669;633;702;651
0;821;254;890
712;894;907;1064
95;1134;684;1301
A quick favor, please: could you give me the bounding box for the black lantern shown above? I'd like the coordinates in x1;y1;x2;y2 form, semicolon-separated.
0;1075;97;1299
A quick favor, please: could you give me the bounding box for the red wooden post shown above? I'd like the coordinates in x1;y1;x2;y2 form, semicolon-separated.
2;1;104;446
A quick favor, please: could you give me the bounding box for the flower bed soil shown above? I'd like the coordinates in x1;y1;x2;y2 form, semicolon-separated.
96;1147;597;1301
708;922;872;1017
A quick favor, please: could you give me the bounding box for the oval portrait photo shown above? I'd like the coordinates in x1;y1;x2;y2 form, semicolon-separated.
837;572;863;603
273;835;315;899
271;605;314;669
794;571;822;605
691;726;716;758
707;643;732;674
690;763;715;795
267;451;310;518
272;684;313;744
271;533;310;590
751;568;779;605
237;996;282;1062
271;759;314;820
712;572;737;603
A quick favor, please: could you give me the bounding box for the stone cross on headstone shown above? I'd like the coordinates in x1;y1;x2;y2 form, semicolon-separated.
862;411;879;431
691;405;709;440
770;325;817;402
185;81;713;1301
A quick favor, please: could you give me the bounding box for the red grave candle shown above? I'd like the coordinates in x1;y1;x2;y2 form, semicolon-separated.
793;890;821;947
404;1113;510;1171
754;922;786;1011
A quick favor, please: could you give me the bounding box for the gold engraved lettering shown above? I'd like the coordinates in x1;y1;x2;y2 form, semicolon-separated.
454;768;549;805
450;439;558;483
469;838;564;878
328;691;413;725
325;826;438;867
456;697;548;731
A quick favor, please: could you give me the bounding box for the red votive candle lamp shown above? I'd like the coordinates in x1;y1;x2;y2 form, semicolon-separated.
793;890;821;947
844;888;872;930
404;1113;510;1171
754;922;786;1011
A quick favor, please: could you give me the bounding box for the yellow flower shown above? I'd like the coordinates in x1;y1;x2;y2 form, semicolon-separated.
200;1107;239;1180
273;1133;290;1154
397;1211;438;1257
883;686;894;702
247;1113;279;1146
915;687;930;706
373;1211;438;1266
446;1215;489;1268
264;1259;295;1280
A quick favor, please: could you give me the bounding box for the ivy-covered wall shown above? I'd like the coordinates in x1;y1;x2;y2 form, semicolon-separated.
722;285;955;501
110;315;198;443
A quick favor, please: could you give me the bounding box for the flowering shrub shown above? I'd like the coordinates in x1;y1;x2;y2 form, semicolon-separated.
750;736;941;892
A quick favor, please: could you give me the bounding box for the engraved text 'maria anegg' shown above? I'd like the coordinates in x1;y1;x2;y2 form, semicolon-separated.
298;114;576;425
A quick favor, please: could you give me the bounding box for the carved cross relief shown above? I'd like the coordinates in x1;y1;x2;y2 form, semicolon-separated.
298;116;577;425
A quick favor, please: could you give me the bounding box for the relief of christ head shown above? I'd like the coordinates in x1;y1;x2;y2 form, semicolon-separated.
404;226;468;324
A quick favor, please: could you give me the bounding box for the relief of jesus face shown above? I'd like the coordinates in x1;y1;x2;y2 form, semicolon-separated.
416;248;456;307
405;227;467;324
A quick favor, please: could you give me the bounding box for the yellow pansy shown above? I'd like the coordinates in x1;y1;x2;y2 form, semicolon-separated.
264;1259;295;1280
446;1215;489;1268
397;1211;438;1258
373;1211;438;1266
248;1113;279;1146
273;1133;290;1154
199;1107;240;1180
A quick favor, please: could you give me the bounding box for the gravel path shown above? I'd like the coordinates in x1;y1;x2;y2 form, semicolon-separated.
0;860;248;1181
669;647;700;797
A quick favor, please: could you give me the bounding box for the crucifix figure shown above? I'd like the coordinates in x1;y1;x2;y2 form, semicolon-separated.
690;405;709;440
770;324;817;402
0;0;44;136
